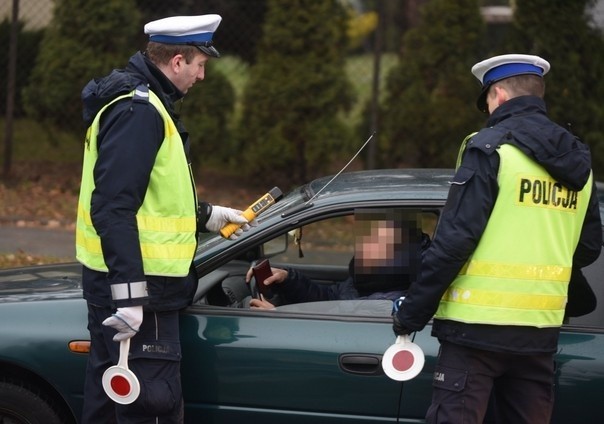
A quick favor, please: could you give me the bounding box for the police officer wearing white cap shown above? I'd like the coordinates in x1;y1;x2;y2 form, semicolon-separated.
78;15;254;423
393;54;602;423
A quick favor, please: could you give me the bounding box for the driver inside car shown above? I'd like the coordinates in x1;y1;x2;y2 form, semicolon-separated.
246;209;429;310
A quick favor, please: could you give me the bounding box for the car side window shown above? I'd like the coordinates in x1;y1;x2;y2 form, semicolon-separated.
199;208;439;315
270;210;438;267
261;209;438;317
269;215;354;267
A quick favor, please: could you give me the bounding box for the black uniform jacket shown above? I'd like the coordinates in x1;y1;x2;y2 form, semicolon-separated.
80;52;197;311
275;258;410;304
396;96;602;354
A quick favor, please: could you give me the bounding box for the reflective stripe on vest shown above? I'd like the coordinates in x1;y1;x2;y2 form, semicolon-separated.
76;87;197;277
435;143;592;327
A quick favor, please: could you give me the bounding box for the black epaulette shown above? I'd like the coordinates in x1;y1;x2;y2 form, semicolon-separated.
132;84;150;104
465;127;510;155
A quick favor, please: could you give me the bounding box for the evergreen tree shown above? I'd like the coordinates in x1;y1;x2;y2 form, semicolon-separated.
22;0;141;135
508;0;604;179
379;0;486;168
236;0;355;186
179;65;236;172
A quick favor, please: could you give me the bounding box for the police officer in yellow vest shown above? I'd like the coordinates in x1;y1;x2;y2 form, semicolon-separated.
393;54;602;423
76;15;253;423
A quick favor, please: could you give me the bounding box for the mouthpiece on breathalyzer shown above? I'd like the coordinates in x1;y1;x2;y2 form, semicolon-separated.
220;187;283;238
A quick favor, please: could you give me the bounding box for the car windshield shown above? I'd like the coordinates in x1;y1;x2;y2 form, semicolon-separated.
195;183;311;257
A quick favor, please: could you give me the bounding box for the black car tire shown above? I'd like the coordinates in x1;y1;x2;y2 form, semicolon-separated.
0;380;65;424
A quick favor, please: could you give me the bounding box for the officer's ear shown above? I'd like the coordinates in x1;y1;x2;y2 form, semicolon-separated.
493;85;511;104
486;85;510;114
170;54;186;74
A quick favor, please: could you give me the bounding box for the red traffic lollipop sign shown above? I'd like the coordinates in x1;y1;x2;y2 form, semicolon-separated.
382;335;425;381
102;338;140;404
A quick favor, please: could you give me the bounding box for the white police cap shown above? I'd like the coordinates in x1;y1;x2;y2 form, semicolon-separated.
144;14;222;58
471;54;550;112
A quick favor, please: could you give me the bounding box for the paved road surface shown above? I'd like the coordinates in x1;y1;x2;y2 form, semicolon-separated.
0;226;75;259
0;226;348;265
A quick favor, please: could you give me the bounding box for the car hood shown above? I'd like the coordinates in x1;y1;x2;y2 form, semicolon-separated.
0;263;83;303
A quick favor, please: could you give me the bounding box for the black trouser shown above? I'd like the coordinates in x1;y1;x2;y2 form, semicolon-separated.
426;341;554;424
81;305;184;424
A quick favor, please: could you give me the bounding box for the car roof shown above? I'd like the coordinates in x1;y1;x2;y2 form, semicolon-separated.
305;168;453;203
251;168;453;225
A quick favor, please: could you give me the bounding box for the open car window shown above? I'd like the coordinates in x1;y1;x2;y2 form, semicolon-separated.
270;215;354;267
194;208;440;316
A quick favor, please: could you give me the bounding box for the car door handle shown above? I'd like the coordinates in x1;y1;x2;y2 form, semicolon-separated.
339;354;383;376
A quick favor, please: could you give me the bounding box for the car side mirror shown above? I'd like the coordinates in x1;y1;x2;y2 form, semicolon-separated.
261;233;288;257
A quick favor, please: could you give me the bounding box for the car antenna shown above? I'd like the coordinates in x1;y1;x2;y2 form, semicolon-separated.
282;132;375;218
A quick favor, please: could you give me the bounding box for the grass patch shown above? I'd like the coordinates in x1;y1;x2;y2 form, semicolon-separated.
0;252;69;269
211;56;251;100
0;118;81;163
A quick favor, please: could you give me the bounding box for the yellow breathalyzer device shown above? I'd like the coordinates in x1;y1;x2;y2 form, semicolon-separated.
220;187;283;238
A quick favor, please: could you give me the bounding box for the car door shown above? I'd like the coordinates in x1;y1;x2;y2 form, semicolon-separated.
180;303;402;423
179;209;438;423
552;224;604;423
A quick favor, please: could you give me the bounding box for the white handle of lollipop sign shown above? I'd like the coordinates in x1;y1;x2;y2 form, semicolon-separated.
102;338;141;404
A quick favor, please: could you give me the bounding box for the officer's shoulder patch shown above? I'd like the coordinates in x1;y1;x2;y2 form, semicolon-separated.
465;127;508;155
451;165;475;185
132;84;150;104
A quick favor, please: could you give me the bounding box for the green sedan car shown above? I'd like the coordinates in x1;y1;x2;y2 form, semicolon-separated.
0;169;602;423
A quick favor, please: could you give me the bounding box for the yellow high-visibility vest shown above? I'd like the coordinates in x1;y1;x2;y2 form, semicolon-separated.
436;143;592;327
76;86;197;277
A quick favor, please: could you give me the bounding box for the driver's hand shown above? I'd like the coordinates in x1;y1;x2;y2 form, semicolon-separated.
245;267;288;287
250;294;276;310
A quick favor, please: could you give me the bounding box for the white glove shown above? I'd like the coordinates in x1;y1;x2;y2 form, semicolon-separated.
227;218;259;240
205;205;250;233
102;306;143;342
